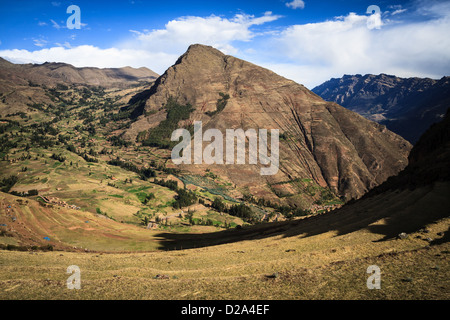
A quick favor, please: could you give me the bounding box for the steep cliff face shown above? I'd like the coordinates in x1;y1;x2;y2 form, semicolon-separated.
312;74;450;143
125;44;412;205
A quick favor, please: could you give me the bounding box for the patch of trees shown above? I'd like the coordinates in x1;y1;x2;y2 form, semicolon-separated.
0;120;20;134
78;109;93;120
228;203;256;223
0;175;18;192
172;189;197;209
284;208;311;219
153;178;178;191
58;134;70;144
141;97;194;149
0;135;18;153
107;157;156;180
211;197;226;212
210;197;257;223
205;92;230;117
243;193;288;212
149;160;180;175
0;243;53;252
5;112;27;119
51;153;66;162
65;144;99;163
28;80;40;87
27;103;46;112
153;178;197;209
66;144;77;153
108;136;131;148
314;188;335;205
85;125;96;136
141;192;155;204
10;189;38;197
30;134;56;148
242;193;312;218
81;153;98;163
30;122;60;136
56;84;69;91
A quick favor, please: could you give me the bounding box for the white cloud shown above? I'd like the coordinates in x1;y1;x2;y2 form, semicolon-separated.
38;21;47;26
33;39;48;47
55;42;72;49
391;9;407;15
50;19;63;30
51;1;61;7
286;0;305;10
124;12;281;55
0;45;178;74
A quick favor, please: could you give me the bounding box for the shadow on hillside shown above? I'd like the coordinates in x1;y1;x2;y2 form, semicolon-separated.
154;183;450;251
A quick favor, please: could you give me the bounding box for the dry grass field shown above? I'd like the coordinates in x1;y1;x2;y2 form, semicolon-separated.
0;182;448;300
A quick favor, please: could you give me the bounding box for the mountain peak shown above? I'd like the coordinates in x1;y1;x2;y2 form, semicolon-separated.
124;45;411;206
186;44;223;54
174;44;226;66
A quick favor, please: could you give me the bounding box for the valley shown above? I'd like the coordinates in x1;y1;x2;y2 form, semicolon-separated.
0;45;448;300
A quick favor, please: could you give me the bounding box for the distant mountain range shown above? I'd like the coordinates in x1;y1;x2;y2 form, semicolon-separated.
312;74;450;144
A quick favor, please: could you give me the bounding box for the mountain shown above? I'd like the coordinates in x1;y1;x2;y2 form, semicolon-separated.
0;57;158;88
312;74;450;144
0;57;159;116
124;44;412;206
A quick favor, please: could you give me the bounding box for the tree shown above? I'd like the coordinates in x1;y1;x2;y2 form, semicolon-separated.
211;197;226;212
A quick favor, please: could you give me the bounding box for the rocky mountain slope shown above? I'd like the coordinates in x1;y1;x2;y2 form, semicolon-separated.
124;44;412;205
312;74;450;143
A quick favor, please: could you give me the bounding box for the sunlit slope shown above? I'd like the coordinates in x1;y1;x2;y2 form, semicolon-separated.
0;192;167;252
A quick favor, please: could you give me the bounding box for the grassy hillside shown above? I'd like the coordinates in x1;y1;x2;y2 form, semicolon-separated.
1;181;448;299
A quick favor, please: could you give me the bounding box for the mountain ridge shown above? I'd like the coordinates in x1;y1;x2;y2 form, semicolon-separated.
312;73;450;143
0;57;159;88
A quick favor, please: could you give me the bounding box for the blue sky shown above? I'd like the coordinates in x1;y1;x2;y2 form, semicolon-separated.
0;0;449;88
